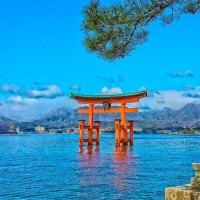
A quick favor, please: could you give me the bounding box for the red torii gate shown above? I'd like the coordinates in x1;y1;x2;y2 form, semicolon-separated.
70;90;147;147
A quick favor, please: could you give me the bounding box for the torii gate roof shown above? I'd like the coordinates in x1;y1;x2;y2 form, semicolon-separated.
70;90;147;104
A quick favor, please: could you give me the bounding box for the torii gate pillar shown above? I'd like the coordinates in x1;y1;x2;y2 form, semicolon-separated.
88;104;94;146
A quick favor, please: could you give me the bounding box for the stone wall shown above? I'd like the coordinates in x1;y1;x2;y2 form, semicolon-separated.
165;163;200;200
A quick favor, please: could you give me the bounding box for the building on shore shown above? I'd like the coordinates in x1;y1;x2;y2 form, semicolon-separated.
6;122;17;134
35;126;45;133
49;129;57;134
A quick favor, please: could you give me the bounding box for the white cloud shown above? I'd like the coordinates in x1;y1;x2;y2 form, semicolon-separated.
0;83;76;120
26;85;63;99
1;83;200;120
6;96;37;106
0;84;21;94
0;83;64;100
169;70;194;78
139;90;200;111
101;87;122;95
183;85;200;98
0;96;78;120
69;84;81;92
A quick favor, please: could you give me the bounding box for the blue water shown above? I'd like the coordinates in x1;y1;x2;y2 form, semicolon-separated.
0;134;200;200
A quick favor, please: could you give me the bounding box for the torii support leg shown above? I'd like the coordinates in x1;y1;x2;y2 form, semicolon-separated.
128;120;134;146
114;119;121;147
88;104;94;146
121;103;128;146
78;120;86;146
94;121;101;145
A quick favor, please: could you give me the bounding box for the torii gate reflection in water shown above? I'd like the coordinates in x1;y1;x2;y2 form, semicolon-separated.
70;90;147;147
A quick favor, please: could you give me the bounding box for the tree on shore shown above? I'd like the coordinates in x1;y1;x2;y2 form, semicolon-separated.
82;0;200;61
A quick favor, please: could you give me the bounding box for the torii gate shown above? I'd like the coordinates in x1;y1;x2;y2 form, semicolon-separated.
70;90;147;147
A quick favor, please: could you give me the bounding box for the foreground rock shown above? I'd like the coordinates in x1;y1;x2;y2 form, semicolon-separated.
165;163;200;200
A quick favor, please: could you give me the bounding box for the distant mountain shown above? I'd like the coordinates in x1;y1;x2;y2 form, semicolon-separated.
22;103;200;130
133;103;200;130
0;116;17;131
33;107;78;128
27;107;117;129
1;103;200;132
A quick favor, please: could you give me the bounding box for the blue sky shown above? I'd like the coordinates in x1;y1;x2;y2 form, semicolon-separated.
0;0;200;119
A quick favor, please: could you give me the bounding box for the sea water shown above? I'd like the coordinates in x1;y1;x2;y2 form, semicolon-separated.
0;134;200;200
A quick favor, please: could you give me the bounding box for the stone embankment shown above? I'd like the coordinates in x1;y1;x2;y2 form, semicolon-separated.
165;163;200;200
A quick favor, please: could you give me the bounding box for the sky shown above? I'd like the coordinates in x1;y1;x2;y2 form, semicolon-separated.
0;0;200;120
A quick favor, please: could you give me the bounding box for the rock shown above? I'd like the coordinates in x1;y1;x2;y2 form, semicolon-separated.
191;178;200;189
191;163;200;189
193;163;200;178
165;185;200;200
165;163;200;199
193;163;200;171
